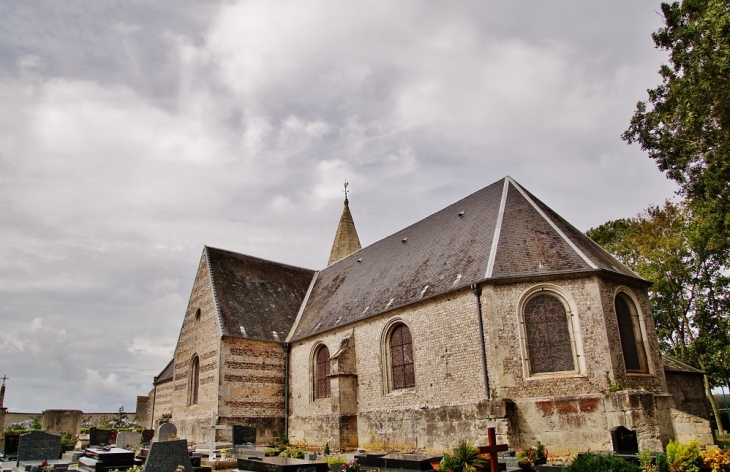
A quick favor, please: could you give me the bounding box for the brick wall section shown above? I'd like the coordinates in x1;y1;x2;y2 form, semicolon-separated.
217;337;287;443
169;252;221;445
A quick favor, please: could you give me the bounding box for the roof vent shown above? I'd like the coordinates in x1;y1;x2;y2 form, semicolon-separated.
385;298;394;309
453;274;462;285
402;237;407;243
240;326;246;336
458;211;464;217
420;285;429;298
357;258;362;263
363;306;370;314
272;331;280;340
335;316;342;325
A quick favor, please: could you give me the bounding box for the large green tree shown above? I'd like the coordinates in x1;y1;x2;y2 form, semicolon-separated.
587;200;730;433
623;0;730;236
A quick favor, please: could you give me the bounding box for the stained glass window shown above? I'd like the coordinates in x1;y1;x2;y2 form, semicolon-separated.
315;346;331;399
390;324;415;389
524;294;575;374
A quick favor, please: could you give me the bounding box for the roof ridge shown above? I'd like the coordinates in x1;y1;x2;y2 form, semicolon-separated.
508;179;598;270
204;245;224;339
485;177;510;278
206;245;315;273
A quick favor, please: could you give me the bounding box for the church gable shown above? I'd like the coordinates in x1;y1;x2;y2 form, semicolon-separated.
206;246;315;342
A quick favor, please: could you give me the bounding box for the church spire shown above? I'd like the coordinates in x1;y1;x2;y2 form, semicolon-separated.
327;182;362;266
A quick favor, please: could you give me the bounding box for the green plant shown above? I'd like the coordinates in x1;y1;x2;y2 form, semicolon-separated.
563;453;640;472
439;440;487;472
30;414;42;430
516;442;548;468
60;430;78;454
325;456;347;467
603;370;627;393
666;440;702;472
279;446;304;459
323;441;330;455
655;453;670;472
702;447;730;472
128;466;143;472
264;448;278;457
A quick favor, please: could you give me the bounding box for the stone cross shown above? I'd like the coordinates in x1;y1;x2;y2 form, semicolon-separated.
201;414;227;460
478;427;508;472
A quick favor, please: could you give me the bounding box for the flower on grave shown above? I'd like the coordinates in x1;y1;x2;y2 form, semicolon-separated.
39;460;55;472
341;460;361;472
175;465;186;472
515;442;548;467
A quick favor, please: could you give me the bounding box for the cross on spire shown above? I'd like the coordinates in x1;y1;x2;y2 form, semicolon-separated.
1;375;6;386
343;181;349;203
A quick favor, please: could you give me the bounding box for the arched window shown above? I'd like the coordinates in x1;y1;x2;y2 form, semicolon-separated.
615;292;648;373
189;355;200;405
314;345;331;399
523;293;577;375
390;324;415;390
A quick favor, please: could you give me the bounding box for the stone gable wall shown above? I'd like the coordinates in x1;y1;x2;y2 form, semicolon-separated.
170;252;221;444
216;337;286;443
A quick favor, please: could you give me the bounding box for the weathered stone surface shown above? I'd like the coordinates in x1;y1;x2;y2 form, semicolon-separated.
41;410;83;435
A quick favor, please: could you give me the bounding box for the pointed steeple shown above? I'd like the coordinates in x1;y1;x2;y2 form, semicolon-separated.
328;182;362;266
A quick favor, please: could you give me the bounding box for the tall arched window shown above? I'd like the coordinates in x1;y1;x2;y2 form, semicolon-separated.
314;345;331;399
523;293;577;374
189;355;200;405
390;324;415;390
615;292;648;373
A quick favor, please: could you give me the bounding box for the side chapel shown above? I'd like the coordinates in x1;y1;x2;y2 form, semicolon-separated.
147;176;712;455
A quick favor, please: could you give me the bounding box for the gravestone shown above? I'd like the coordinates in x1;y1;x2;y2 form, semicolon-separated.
141;429;155;445
78;447;135;472
115;431;141;449
145;439;193;472
232;425;256;446
88;428;113;446
3;434;19;459
611;426;639;455
17;431;62;462
158;423;177;442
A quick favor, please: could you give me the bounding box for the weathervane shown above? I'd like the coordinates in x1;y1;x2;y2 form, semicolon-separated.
343;181;349;203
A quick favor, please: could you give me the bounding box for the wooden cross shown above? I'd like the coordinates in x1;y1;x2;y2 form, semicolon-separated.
477;427;508;472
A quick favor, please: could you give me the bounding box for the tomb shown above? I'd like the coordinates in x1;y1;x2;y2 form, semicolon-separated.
78;447;137;472
235;456;328;472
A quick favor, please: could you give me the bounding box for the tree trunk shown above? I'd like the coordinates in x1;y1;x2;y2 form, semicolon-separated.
701;370;726;435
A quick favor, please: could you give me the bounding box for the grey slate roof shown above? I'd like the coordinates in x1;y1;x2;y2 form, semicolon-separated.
154;359;174;385
288;176;642;341
662;356;704;374
205;246;315;342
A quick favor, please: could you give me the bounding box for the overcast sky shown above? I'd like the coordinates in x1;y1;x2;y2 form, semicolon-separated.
0;1;680;414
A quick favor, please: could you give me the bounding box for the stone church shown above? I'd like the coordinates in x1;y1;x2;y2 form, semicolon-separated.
147;176;712;455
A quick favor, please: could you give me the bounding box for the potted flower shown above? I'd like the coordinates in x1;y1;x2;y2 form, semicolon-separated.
515;442;548;470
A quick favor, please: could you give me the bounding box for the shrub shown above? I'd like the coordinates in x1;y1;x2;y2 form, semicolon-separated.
439;440;487;472
279;446;304;459
264;448;278;457
702;447;730;472
563;453;640;472
666;440;702;472
325;456;347;467
60;431;78;453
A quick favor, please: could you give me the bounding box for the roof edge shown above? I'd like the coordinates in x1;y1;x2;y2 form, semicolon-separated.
286;271;320;342
204;245;224;340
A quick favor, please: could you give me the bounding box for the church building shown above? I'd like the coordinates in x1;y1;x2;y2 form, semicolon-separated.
147;176;712;455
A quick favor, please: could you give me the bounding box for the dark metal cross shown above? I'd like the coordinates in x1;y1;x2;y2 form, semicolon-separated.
1;375;7;386
478;427;509;472
343;181;349;202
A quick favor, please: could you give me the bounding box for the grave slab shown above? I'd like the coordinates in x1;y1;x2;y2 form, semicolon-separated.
78;447;136;472
236;456;328;472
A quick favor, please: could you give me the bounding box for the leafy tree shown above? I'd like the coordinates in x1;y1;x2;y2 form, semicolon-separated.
587;200;729;433
622;0;730;238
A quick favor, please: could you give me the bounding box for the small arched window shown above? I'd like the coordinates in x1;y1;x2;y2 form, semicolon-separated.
615;293;648;373
314;345;331;399
390;324;415;390
195;308;201;321
523;293;577;374
189;355;200;405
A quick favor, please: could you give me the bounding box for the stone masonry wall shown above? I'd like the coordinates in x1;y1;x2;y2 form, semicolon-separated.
665;371;713;445
170;252;221;445
290;274;674;454
217;337;287;443
152;382;173;428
